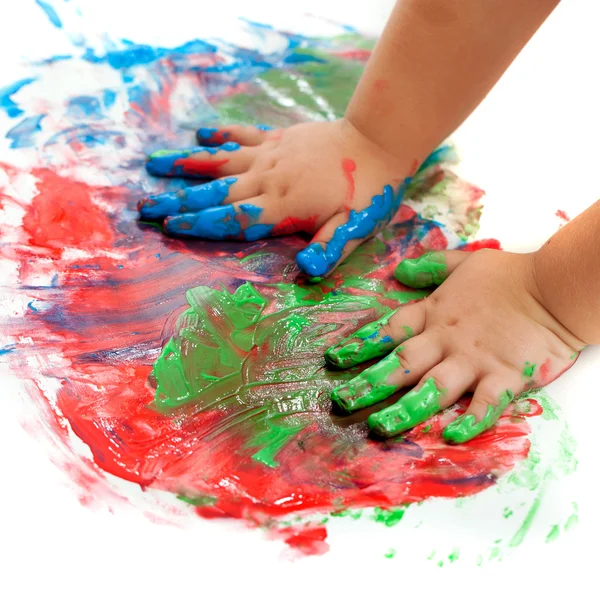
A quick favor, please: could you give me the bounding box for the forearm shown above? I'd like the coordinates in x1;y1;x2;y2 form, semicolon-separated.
533;200;600;345
346;0;560;164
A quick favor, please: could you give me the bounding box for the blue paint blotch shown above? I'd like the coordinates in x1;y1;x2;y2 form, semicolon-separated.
0;78;36;118
6;115;45;149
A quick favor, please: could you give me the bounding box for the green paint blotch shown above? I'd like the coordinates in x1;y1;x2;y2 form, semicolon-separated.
394;252;448;288
373;506;405;527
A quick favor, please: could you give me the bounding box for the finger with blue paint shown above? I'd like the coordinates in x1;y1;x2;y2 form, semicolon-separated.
196;124;275;147
138;175;261;220
296;180;409;279
145;142;253;178
164;196;281;242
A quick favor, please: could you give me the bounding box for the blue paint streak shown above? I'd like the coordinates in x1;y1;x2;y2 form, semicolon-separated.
418;144;455;172
139;177;237;220
67;95;103;119
255;124;273;131
0;344;16;356
35;0;63;28
45;125;125;148
380;336;393;343
165;204;273;241
6;115;45;149
243;223;273;242
146;142;240;177
284;53;326;65
238;203;262;219
166;205;241;239
0;78;36;118
296;181;409;277
83;39;218;70
27;301;40;313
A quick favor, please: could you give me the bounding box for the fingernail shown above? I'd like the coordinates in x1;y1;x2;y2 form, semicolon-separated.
331;351;401;412
394;252;448;288
367;378;443;438
443;390;514;444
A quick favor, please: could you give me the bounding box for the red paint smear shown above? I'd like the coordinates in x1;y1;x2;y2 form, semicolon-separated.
271;215;319;236
341;158;356;210
22;168;114;256
331;49;371;62
278;526;329;556
555;209;570;222
539;358;552;385
173;158;229;177
460;238;503;252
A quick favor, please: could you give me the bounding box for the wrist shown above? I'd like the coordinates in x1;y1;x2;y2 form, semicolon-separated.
340;116;421;176
530;249;588;348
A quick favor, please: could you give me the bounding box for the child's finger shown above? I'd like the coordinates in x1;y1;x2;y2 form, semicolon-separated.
164;195;285;242
138;175;260;220
394;250;469;288
367;356;476;438
296;183;405;279
145;142;254;178
196;124;274;147
325;302;426;368
443;373;521;444
330;332;443;413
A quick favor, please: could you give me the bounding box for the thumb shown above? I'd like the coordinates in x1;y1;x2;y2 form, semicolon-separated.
394;250;469;288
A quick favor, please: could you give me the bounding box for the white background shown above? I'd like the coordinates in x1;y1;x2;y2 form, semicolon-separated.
1;1;599;598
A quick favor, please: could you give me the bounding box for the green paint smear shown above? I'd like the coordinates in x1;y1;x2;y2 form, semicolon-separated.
151;270;414;468
367;378;444;437
523;361;536;379
248;416;307;468
443;389;514;444
546;524;560;543
177;494;217;507
394;252;448;288
331;350;401;412
509;496;541;548
384;549;396;559
373;506;405;527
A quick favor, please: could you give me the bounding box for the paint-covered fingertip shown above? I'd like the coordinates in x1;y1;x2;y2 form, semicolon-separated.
296;243;331;278
330;388;353;414
394;252;448;288
442;414;476;444
324;346;346;369
367;411;402;438
163;215;193;237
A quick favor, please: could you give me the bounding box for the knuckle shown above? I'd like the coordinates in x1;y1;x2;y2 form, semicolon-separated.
394;346;414;373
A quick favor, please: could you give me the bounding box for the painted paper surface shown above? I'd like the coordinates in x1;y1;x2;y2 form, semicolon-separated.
0;0;577;560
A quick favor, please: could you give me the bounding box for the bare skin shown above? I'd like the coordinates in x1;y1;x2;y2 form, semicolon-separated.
140;0;598;442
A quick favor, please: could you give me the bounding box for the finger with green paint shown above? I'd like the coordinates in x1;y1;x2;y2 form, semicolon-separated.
327;248;583;443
